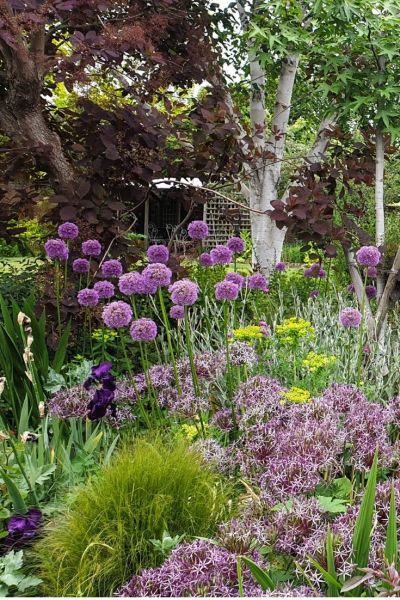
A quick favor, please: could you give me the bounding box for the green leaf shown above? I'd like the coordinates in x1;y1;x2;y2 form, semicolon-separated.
0;471;27;515
352;448;378;569
308;557;342;591
332;477;353;499
326;526;339;597
317;495;347;514
384;484;398;565
240;556;275;591
52;320;71;372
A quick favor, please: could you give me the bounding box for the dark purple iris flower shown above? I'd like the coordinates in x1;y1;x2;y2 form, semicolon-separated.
5;508;42;548
84;362;116;421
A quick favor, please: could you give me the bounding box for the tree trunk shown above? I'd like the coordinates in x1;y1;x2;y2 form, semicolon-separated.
375;128;385;299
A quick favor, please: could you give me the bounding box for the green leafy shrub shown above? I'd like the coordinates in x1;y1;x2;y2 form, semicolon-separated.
34;437;232;596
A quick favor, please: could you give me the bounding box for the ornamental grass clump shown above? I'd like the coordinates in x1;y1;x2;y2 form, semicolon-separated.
34;437;232;597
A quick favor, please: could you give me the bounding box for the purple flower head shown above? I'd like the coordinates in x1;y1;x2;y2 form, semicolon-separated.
247;273;269;292
91;362;113;379
118;272;147;296
147;244;169;264
340;307;362;328
210;245;233;265
169;304;184;320
72;258;90;273
187;220;209;240
130;318;158;342
101;259;123;278
215;280;239;301
318;268;326;278
367;266;378;278
366;284;377;299
225;272;245;288
7;508;42;546
356;245;381;267
77;288;99;307
275;262;286;272
142;263;172;289
102;301;132;328
347;283;355;293
309;290;320;299
58;222;79;240
82;239;101;257
169;279;199;306
94;280;115;299
199;252;214;267
226;236;245;254
44;239;69;261
304;267;313;278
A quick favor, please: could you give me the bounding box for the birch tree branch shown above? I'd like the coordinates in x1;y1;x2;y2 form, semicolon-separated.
375;247;400;338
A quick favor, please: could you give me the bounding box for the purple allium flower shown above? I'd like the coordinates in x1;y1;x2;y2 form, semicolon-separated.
275;262;286;272
347;283;355;293
130;318;158;342
94;280;115;299
309;290;320;299
247;273;269;292
318;268;326;278
215;280;239;301
101;259;123;278
44;239;69;261
169;304;184;320
234;375;285;430
211;408;234;433
210;245;233;265
47;386;91;419
191;438;234;475
177;350;225;383
117;539;265;597
102;301;132;328
82;239;102;257
7;508;42;547
169;278;199;306
199;252;214;267
339;307;362;328
77;288;99;306
226;236;245;254
367;266;378;278
72;258;90;273
225;272;245;288
148;365;173;389
229;341;257;367
366;284;377;299
142;263;172;289
57;222;79;240
356;245;381;267
187;220;209;241
271;496;325;556
304;267;313;278
118;272;146;296
165;389;208;419
147;244;169;264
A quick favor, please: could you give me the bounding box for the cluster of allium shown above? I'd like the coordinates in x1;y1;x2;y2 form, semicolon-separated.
178;350;225;382
264;584;317;597
191;438;234;475
233;375;285;429
113;378;138;404
72;258;90;273
117;539;265;597
199;252;214;267
229;341;258;367
82;239;101;256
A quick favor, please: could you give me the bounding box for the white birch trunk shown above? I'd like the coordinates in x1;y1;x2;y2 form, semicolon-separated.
375;128;385;299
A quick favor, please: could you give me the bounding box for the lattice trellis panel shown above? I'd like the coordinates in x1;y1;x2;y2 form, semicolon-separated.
203;194;250;247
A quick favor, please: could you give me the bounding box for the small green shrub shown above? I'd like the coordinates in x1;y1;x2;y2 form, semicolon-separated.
34;436;232;596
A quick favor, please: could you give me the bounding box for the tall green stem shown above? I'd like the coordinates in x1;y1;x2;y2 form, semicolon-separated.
55;260;62;337
224;302;237;434
356;270;369;386
184;306;205;436
158;288;181;393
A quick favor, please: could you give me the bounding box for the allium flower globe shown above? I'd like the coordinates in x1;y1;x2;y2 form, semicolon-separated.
82;239;102;256
366;284;377;299
58;222;79;239
215;280;239;301
102;301;132;328
142;263;172;289
367;266;378;278
169;305;185;320
44;239;69;261
187;220;209;240
101;259;123;278
94;280;115;299
118;272;147;296
130;318;158;342
169;279;199;306
77;288;99;307
225;272;245;288
318;268;327;278
72;258;90;273
356;245;381;267
226;236;245;254
275;262;286;272
247;273;269;292
309;290;320;299
210;245;233;265
199;252;214;267
147;244;169;264
339;307;362;328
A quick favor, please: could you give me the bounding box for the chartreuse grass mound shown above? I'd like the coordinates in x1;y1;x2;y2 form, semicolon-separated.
34;437;232;597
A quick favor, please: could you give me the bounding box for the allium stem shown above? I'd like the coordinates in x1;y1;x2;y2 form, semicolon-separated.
184;306;205;436
120;333;132;377
236;557;244;598
356;270;369;386
223;302;237;435
158;288;181;394
55;260;62;337
64;241;69;290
